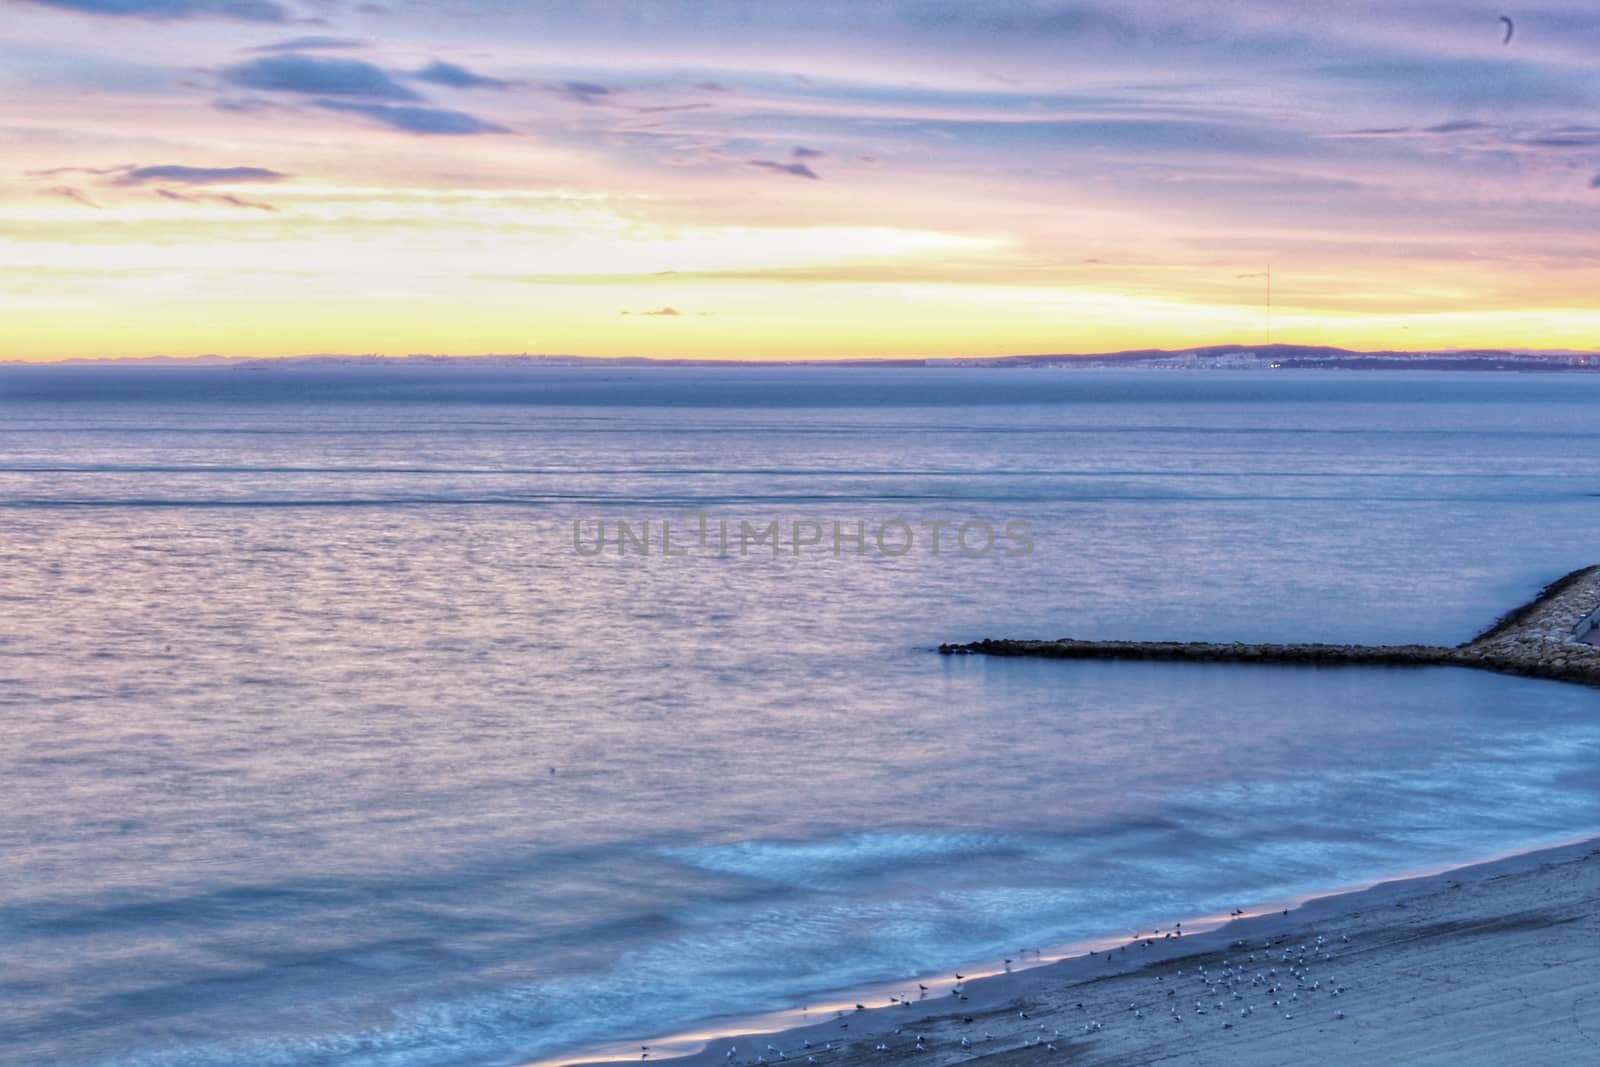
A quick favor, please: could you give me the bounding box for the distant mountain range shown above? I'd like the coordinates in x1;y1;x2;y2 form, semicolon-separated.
961;344;1600;372
9;344;1600;371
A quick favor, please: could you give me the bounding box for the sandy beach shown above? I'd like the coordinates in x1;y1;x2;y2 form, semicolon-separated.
587;837;1600;1067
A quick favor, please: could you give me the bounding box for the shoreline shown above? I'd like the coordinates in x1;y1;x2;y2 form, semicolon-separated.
536;831;1600;1067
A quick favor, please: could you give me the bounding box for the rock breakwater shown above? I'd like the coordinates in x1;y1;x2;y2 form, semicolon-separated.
939;565;1600;688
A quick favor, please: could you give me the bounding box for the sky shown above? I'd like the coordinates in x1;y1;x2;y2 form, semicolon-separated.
3;0;1598;361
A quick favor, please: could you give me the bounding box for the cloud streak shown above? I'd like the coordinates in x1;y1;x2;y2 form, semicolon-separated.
747;160;821;179
243;36;368;54
23;0;288;21
155;187;277;210
313;99;508;135
413;60;514;91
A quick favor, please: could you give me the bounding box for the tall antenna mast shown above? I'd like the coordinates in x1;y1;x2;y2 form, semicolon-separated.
1236;266;1272;346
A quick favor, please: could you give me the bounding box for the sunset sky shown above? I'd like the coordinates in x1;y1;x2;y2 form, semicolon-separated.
4;0;1598;361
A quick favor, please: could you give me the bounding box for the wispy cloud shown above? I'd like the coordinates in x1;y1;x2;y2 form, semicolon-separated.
748;160;821;179
1514;125;1600;147
558;81;613;106
622;306;682;316
210;95;289;113
220;55;421;100
25;164;133;178
155;187;277;210
23;0;288;22
313;99;508;135
242;36;368;53
43;185;102;208
413;60;514;91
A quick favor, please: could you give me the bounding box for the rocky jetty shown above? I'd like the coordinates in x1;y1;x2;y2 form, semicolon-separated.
939;565;1600;689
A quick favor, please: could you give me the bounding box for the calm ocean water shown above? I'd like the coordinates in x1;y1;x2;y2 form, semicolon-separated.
2;365;1599;1067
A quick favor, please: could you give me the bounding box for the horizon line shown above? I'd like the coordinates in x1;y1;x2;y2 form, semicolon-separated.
7;342;1600;367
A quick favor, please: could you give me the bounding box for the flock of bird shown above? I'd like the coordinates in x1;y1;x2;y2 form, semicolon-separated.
705;926;1357;1065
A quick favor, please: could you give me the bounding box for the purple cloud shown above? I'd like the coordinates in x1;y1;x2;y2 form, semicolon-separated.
113;164;286;185
220;55;420;100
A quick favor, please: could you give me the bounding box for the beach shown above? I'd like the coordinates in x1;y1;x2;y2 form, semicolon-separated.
634;837;1600;1067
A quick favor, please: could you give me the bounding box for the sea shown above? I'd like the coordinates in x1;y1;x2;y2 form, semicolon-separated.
2;364;1598;1067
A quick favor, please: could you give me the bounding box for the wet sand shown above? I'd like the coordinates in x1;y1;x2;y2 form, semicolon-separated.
584;837;1600;1067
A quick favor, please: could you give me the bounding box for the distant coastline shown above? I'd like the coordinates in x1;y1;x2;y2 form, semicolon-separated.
5;343;1600;372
